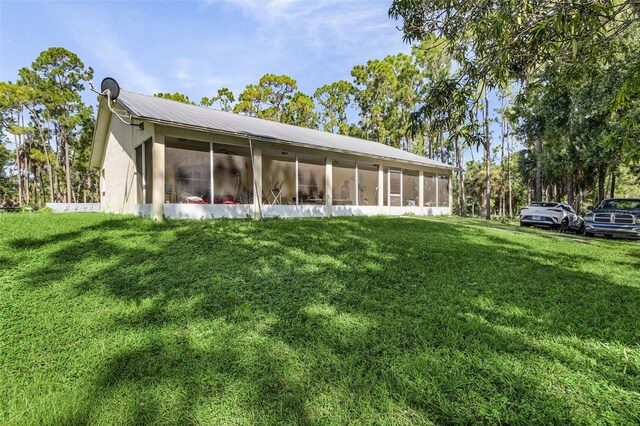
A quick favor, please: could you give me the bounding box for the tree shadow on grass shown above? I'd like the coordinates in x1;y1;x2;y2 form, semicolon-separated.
5;215;640;424
60;331;311;425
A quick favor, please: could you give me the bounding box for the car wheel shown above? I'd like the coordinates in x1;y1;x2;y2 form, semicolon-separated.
577;223;585;235
559;218;569;233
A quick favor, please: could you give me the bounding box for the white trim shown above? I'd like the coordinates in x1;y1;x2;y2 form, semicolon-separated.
355;162;359;207
332;205;380;216
449;170;454;209
418;170;424;215
263;204;326;218
164;203;253;219
325;156;332;217
133;203;450;220
378;166;383;207
209;142;214;205
134;147;140;204
387;167;390;206
141;141;146;203
134;203;152;218
389;167;402;206
400;168;404;206
46;203;101;213
295;153;299;206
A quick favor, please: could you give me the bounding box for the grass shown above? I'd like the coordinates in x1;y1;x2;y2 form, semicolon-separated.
0;213;639;425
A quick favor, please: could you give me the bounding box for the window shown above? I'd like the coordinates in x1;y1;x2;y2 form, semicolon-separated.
135;144;143;203
213;145;253;204
357;162;378;206
165;140;210;204
135;140;152;203
332;160;355;205
144;140;153;203
298;154;325;205
595;199;640;210
424;173;436;207
262;150;296;205
403;169;419;206
437;175;450;207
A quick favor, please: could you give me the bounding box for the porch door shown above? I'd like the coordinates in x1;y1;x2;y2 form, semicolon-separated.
388;168;402;206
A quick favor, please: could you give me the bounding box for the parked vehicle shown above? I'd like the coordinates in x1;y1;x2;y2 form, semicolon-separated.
520;202;584;233
584;198;640;238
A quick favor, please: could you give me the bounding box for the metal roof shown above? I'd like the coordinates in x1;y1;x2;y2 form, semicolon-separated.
115;90;453;169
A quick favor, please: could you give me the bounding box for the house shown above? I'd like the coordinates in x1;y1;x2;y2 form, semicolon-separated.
90;88;453;220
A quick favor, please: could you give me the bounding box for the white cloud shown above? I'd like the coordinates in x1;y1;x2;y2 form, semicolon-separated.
50;4;163;94
40;0;410;100
201;0;410;96
219;0;408;60
91;39;163;94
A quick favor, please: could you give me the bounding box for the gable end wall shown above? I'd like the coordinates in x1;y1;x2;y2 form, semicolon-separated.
100;115;154;214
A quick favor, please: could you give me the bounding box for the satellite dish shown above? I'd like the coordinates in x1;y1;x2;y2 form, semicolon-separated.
100;77;120;100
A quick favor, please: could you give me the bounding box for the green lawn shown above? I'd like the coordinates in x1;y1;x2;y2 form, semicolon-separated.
1;213;639;425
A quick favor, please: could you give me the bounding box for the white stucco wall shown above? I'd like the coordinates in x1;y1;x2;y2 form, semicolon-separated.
46;203;101;213
134;204;152;218
165;204;253;220
139;203;451;220
100;116;153;214
331;206;383;217
261;205;327;219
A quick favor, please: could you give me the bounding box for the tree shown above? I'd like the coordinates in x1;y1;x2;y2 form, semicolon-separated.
234;74;297;121
389;0;639;85
351;53;423;149
70;111;98;203
201;87;235;111
154;92;195;105
282;92;318;129
314;80;354;135
511;26;640;209
1;48;98;207
390;0;640;165
0;137;14;206
18;47;93;203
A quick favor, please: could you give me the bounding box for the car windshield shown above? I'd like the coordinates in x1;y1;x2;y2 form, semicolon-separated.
595;199;640;210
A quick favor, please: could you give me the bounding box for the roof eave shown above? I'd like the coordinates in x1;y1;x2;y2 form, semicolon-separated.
89;98;112;169
133;115;454;170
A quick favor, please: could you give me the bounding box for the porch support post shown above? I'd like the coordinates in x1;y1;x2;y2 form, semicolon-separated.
210;143;214;206
419;170;424;215
295;154;299;206
140;141;146;204
449;169;454;214
377;165;384;213
325;157;333;217
253;146;262;219
435;174;439;209
151;134;165;221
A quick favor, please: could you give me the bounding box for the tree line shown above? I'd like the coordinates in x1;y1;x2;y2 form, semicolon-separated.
390;0;640;218
2;1;639;217
0;48;95;207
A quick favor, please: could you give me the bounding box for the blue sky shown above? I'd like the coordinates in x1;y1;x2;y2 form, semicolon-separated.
1;0;410;105
1;0;499;162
